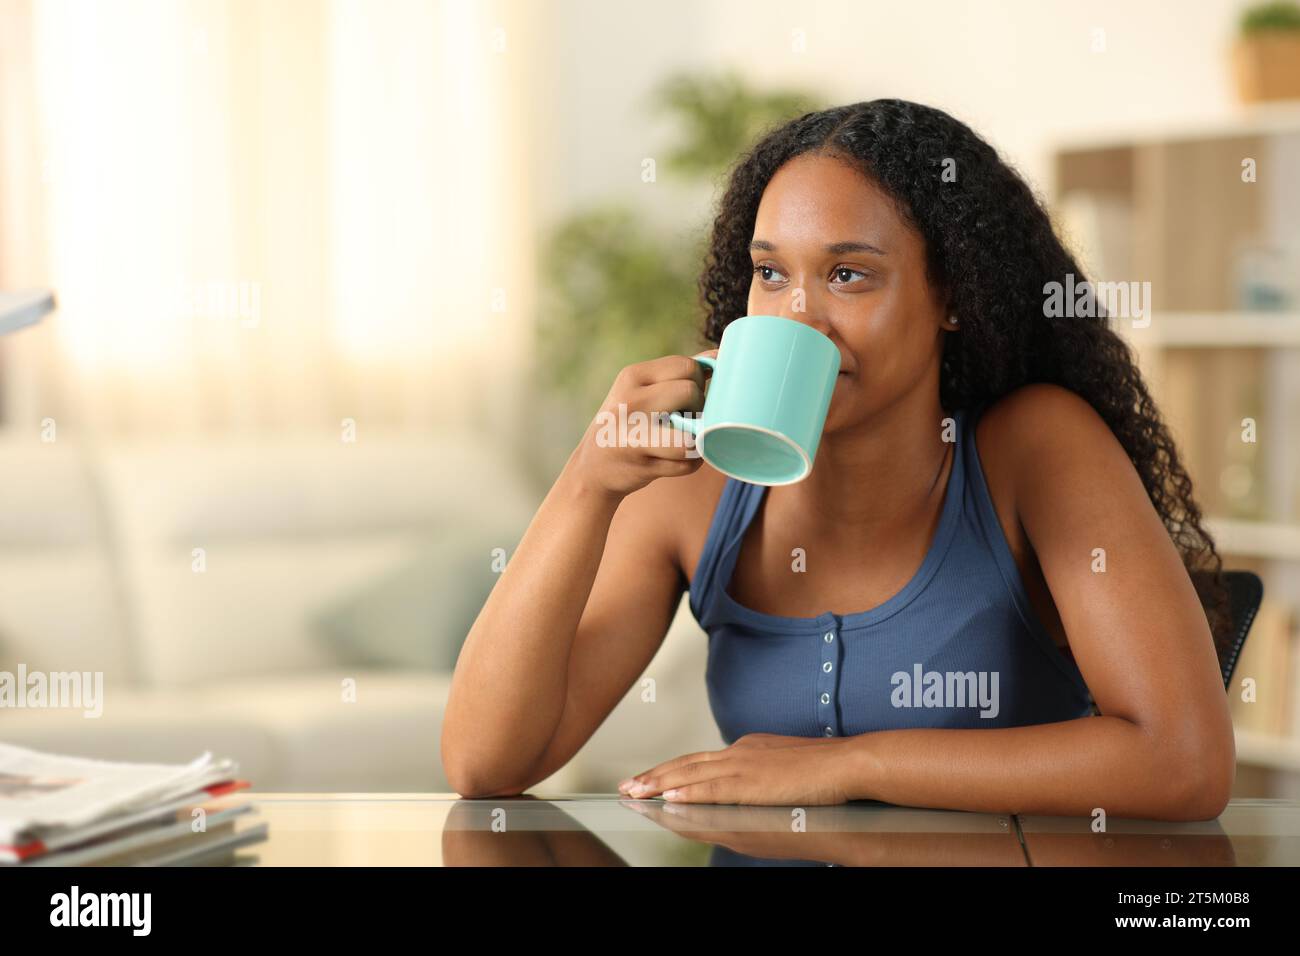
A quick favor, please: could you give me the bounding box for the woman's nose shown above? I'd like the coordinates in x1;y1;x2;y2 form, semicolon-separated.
772;299;833;338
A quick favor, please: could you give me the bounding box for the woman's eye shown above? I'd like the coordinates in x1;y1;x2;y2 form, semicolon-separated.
831;266;869;284
753;264;869;285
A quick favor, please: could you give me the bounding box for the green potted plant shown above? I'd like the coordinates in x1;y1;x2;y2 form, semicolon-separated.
1233;1;1300;102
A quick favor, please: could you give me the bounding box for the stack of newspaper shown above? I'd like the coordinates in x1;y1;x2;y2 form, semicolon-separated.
0;743;266;866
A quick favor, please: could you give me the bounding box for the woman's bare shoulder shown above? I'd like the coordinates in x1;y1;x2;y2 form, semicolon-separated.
975;384;1117;483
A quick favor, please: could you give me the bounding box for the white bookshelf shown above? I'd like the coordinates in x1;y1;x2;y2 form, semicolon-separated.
1051;101;1300;155
1056;126;1300;784
1120;312;1300;348
1206;518;1300;562
1118;317;1300;774
1236;729;1300;773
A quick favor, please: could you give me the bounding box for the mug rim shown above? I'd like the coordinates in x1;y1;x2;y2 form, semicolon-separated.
696;420;811;486
725;313;836;342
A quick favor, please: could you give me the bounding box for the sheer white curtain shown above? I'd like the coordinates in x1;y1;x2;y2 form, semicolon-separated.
0;0;535;438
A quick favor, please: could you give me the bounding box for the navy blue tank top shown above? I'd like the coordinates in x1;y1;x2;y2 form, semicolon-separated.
688;403;1095;744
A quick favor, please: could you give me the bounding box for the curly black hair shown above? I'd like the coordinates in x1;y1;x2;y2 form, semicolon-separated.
696;98;1233;664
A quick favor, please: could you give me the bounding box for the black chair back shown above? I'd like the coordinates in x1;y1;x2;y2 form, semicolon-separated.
1210;570;1264;690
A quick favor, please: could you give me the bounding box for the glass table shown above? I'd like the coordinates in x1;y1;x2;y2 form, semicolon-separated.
207;794;1300;867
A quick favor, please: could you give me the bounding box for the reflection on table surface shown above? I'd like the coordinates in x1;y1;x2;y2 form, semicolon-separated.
1018;798;1300;866
211;794;1300;867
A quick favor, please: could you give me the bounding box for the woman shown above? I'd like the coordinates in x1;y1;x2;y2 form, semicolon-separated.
442;99;1235;821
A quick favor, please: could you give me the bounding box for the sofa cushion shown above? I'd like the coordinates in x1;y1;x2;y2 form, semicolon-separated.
93;429;539;687
120;536;419;686
0;439;133;683
311;514;518;672
0;669;582;793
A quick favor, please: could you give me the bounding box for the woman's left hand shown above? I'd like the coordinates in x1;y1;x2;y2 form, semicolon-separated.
617;732;860;805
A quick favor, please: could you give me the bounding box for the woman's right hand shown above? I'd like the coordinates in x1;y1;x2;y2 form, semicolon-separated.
568;349;719;500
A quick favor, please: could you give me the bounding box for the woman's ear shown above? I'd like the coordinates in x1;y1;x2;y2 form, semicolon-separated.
935;291;957;333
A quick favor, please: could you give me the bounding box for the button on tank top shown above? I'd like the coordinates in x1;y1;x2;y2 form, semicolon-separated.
688;403;1096;744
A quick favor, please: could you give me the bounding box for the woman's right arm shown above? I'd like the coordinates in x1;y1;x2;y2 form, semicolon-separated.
440;352;716;797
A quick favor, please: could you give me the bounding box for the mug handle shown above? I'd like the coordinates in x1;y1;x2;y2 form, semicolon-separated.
666;354;717;435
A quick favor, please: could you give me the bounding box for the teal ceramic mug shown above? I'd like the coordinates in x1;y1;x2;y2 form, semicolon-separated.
667;314;841;485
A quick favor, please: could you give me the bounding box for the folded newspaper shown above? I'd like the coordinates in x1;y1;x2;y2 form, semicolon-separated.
0;743;249;858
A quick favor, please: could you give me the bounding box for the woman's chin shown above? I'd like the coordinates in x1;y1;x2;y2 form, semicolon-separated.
824;377;861;430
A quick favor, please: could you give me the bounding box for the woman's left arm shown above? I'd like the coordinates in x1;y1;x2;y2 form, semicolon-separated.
838;384;1236;820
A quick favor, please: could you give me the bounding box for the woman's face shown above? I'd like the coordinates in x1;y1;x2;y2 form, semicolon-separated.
746;150;952;432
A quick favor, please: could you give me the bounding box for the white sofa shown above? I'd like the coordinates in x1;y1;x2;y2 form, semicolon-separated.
0;428;721;792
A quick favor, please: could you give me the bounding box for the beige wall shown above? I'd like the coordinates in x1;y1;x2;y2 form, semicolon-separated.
529;0;1251;227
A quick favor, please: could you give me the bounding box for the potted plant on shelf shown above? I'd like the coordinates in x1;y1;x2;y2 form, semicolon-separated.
1233;1;1300;102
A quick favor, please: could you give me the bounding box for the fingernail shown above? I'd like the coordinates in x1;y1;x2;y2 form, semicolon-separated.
618;778;633;792
662;789;680;800
629;782;650;795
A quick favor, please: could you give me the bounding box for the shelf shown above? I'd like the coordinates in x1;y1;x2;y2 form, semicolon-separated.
1117;312;1300;348
1206;518;1300;561
1053;101;1300;154
1236;728;1300;772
